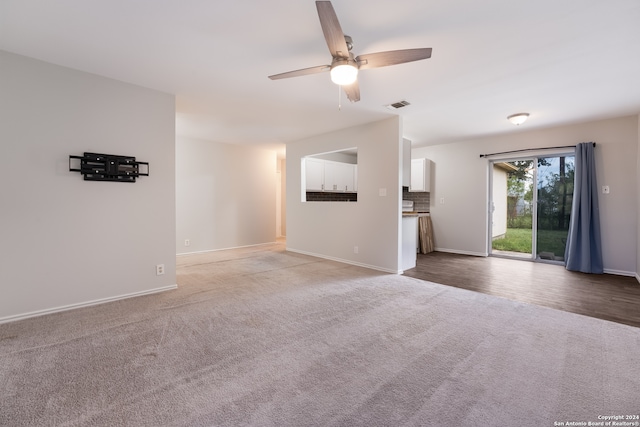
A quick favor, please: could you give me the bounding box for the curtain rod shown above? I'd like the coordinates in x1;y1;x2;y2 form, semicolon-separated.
479;142;595;158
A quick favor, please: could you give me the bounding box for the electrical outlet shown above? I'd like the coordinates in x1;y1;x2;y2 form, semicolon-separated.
184;239;191;247
379;188;387;197
440;197;445;204
354;246;359;254
156;264;165;276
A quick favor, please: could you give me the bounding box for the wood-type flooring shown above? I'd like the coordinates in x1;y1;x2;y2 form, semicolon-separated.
403;251;640;328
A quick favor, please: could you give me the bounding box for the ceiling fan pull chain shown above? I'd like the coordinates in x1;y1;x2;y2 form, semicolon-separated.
338;85;342;111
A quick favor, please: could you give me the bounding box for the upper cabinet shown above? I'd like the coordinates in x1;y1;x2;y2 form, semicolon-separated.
305;158;357;193
325;160;357;192
410;158;431;192
305;158;325;191
402;139;411;187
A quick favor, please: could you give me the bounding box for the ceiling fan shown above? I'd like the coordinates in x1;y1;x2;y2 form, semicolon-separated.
268;1;432;103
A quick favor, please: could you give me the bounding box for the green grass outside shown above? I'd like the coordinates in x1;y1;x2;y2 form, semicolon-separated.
492;228;568;257
493;228;531;253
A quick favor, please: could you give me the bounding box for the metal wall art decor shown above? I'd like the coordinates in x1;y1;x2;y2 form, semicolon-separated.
69;152;149;182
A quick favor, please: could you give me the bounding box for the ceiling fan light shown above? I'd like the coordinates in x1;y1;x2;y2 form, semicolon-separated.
507;113;529;125
330;63;358;86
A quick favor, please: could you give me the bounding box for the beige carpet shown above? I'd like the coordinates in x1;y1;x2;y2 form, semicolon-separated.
1;242;638;426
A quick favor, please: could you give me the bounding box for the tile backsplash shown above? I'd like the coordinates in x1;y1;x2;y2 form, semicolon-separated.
305;189;426;208
306;192;357;202
402;187;430;212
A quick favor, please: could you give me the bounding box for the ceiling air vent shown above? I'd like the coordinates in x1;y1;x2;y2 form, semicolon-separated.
386;100;411;110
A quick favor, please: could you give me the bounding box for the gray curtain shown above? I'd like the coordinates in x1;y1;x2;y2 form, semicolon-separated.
564;142;603;273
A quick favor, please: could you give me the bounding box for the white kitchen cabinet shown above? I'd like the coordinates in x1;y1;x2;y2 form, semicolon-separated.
306;158;357;192
304;158;325;191
324;161;341;191
352;164;358;192
329;161;356;192
402;139;411;187
410;158;431;192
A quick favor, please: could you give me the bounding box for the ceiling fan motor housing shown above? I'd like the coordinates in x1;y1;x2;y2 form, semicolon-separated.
344;35;353;51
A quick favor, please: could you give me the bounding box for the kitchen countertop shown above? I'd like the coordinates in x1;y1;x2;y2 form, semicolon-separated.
402;211;430;217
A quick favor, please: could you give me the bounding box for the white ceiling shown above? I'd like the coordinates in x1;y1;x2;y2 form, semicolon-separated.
2;1;640;157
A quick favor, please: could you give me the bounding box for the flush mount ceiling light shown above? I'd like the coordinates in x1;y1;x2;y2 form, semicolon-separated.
507;113;530;125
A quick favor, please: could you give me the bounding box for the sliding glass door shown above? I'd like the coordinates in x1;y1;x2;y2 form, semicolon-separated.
490;161;534;258
535;156;575;261
489;153;575;263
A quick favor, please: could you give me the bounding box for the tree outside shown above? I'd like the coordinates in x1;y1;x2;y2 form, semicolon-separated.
536;156;574;259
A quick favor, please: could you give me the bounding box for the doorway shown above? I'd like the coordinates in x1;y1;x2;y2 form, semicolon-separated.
489;153;575;263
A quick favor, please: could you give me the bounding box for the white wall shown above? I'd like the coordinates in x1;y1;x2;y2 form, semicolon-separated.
176;137;276;254
637;114;640;281
413;115;638;275
286;117;404;273
0;51;176;322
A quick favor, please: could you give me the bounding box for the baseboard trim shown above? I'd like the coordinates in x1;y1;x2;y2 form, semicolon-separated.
0;284;178;325
286;248;400;274
432;250;637;278
177;241;278;256
603;268;636;277
434;248;488;257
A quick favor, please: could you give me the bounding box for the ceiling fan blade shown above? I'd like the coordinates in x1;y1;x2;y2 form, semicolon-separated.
316;1;350;59
356;48;432;70
268;65;330;80
342;80;360;103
